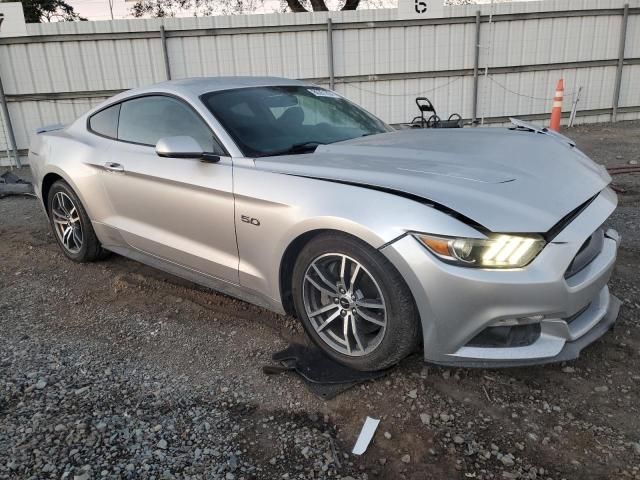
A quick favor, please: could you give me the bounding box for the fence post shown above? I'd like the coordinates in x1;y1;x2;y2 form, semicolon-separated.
0;73;20;168
611;3;629;123
472;10;481;126
160;25;172;81
327;18;335;90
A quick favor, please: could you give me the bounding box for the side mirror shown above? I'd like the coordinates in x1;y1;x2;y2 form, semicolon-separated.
155;136;220;163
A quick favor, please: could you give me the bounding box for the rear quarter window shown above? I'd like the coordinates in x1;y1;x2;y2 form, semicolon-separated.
88;104;120;138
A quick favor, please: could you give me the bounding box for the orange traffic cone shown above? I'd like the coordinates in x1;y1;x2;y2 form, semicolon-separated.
549;79;564;132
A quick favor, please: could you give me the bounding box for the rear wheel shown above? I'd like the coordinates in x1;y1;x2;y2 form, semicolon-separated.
47;180;107;262
292;233;420;371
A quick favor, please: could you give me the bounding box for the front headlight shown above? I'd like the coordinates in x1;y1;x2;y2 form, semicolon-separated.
416;233;546;268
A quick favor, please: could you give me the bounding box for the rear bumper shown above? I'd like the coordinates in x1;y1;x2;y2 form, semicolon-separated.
382;188;620;367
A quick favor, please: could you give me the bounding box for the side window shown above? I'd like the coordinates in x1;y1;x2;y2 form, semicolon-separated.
89;104;120;139
117;96;223;154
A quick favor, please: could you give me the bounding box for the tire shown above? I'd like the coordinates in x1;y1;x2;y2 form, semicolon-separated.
292;233;420;371
47;180;108;262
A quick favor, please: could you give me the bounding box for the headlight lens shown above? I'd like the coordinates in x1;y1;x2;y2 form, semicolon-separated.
416;233;546;268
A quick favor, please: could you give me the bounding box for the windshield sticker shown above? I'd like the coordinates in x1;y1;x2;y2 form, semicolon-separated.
307;88;341;98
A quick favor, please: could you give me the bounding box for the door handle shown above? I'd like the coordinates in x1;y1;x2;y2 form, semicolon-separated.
104;162;125;172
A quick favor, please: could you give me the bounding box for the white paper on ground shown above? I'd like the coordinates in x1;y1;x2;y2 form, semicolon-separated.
351;417;380;455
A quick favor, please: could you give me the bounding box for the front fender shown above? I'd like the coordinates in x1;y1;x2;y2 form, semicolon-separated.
233;165;482;306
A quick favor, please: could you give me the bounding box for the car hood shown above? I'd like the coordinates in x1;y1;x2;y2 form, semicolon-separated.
255;127;611;233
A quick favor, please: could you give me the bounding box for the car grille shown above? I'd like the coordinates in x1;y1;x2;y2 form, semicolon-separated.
564;227;604;279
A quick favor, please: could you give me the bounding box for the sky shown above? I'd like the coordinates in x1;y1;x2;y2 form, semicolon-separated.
65;0;390;21
65;0;528;22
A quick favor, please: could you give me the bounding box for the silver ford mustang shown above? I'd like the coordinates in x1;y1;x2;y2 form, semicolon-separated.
29;76;621;371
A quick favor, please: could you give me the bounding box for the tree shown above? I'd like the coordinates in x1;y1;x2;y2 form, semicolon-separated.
132;0;266;18
279;0;399;12
20;0;86;22
282;0;362;12
130;0;395;18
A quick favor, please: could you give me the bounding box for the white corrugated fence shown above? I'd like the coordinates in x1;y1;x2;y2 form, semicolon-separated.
1;0;639;165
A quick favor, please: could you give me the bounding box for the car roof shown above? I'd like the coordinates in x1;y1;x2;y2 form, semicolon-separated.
127;76;309;97
75;76;315;152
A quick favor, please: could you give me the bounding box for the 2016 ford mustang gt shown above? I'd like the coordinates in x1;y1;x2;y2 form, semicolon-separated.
29;76;621;371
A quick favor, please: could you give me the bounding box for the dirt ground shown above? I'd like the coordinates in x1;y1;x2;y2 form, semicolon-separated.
1;121;639;480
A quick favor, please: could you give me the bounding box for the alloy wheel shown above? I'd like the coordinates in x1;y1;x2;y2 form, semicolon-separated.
51;191;83;254
302;253;387;357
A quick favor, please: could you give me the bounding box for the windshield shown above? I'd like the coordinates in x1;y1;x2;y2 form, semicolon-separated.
201;86;391;157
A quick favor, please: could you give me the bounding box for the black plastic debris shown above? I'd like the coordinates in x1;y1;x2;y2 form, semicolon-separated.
264;343;389;400
0;171;34;198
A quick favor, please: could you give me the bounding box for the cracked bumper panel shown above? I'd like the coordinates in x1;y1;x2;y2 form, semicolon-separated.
437;288;621;368
381;190;620;367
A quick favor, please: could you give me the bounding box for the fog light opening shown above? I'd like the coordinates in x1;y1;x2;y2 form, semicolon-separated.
467;322;542;348
491;314;546;327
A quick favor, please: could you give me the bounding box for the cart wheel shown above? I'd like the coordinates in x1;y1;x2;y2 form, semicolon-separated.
427;115;441;128
410;116;425;128
448;113;463;128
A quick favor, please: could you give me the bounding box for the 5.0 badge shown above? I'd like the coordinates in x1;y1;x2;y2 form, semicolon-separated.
241;215;260;226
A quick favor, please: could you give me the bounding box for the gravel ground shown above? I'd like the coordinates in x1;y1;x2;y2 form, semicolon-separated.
1;121;640;480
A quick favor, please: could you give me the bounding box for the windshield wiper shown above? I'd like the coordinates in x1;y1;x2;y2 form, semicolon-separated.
264;141;326;157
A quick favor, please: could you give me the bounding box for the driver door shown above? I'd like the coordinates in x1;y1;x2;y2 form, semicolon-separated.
96;95;239;284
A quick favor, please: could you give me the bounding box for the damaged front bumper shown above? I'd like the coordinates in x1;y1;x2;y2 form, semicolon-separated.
382;188;621;368
429;286;621;368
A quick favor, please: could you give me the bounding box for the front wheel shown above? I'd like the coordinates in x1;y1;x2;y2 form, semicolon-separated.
292;233;420;371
